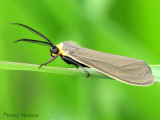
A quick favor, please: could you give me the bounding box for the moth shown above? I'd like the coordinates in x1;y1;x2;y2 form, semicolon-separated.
12;23;154;86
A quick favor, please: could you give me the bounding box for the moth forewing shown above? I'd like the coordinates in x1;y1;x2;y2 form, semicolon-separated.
62;41;154;86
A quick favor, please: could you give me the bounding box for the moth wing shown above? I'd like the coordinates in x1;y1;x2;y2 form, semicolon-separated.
68;47;154;86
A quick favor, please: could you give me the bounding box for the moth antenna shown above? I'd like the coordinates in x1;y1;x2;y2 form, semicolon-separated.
14;39;53;47
11;23;54;46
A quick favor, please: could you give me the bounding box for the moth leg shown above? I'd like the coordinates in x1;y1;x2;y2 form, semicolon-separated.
39;54;59;68
75;65;79;69
39;57;52;68
62;56;89;78
79;65;89;78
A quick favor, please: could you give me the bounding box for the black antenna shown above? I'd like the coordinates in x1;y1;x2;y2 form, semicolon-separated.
11;23;54;46
14;39;53;47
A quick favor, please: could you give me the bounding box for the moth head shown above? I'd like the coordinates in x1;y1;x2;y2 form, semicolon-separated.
50;45;59;57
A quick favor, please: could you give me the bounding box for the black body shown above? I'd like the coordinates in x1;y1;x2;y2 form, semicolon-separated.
61;55;89;68
61;55;90;77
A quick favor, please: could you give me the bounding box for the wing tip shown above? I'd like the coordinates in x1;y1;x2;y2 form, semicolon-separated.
121;76;155;86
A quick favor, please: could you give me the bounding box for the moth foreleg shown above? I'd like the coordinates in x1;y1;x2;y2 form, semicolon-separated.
39;54;59;68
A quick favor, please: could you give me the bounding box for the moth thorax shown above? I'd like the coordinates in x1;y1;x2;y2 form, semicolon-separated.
57;43;64;55
58;43;64;50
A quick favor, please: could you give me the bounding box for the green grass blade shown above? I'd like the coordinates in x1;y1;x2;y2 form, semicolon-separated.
0;61;109;79
150;65;160;82
0;61;159;82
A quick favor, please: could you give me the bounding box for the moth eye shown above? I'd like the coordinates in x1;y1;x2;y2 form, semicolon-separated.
50;47;59;54
52;48;59;54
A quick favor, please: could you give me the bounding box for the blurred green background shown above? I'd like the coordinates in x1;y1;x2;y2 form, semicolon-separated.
0;0;160;120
